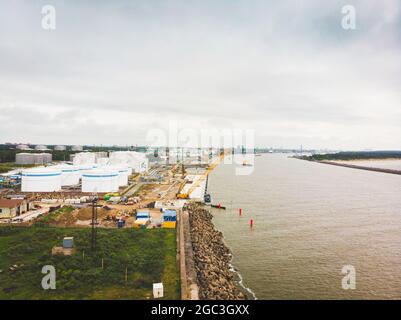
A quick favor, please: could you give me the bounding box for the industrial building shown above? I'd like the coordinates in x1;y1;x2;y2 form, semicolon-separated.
21;167;62;192
16;153;52;165
0;198;30;219
81;169;119;193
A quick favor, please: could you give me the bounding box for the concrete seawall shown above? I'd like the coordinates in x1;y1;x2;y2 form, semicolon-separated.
179;207;199;300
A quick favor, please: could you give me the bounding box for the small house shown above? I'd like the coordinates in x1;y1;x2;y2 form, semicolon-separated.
153;283;164;298
0;198;29;219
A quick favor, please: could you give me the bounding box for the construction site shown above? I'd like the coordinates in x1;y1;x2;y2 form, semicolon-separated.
0;148;225;226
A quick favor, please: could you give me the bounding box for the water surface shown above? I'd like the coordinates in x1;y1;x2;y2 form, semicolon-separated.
208;154;401;299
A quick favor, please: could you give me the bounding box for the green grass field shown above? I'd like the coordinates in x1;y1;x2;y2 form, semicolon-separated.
0;162;36;173
0;225;179;299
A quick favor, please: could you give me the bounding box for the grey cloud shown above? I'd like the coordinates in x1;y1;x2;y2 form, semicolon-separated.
0;0;400;149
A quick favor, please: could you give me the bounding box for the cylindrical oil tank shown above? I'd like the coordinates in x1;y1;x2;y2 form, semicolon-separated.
16;153;34;165
35;145;48;151
81;169;119;193
117;167;129;186
54;145;66;151
78;164;94;177
71;145;83;151
106;166;129;187
53;165;80;186
21;168;62;192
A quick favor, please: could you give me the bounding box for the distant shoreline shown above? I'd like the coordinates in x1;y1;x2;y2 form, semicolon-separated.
332;158;401;162
298;151;401;162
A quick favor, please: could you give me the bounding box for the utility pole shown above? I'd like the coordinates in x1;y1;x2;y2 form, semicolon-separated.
91;195;98;251
181;147;185;178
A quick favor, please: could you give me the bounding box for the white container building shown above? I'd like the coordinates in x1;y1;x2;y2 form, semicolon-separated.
21;168;62;192
81;169;119;193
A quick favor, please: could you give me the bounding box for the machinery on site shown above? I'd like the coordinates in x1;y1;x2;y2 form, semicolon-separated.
176;151;225;200
203;174;211;204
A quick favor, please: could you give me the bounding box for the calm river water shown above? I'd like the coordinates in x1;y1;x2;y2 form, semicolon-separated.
208;154;401;299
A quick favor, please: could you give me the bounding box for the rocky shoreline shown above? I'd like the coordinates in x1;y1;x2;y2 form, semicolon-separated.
187;202;246;300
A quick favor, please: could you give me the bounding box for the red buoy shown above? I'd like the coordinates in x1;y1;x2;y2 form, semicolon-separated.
218;203;221;209
239;208;242;215
250;219;253;227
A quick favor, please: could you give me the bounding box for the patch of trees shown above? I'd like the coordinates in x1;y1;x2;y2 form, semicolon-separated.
305;151;401;161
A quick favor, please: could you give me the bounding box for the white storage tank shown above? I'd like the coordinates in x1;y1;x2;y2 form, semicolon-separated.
96;157;110;166
54;145;66;151
116;166;129;186
81;169;119;193
16;153;34;165
71;145;83;151
35;144;48;151
73;152;95;165
53;165;80;186
101;166;128;187
109;151;149;173
21;168;62;192
78;164;94;177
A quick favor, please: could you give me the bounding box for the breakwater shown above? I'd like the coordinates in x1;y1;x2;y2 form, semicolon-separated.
187;203;245;300
318;160;401;175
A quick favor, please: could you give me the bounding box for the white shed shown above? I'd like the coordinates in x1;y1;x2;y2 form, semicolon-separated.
153;282;164;298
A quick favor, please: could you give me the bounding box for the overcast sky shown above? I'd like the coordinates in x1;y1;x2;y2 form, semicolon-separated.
0;0;400;150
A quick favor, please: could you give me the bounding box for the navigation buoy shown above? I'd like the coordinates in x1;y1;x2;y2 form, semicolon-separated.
218;203;221;209
250;219;253;228
239;208;242;215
